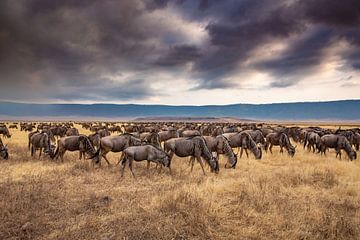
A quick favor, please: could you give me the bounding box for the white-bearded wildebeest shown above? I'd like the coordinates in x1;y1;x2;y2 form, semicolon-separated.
140;132;161;147
265;132;296;157
98;128;111;138
164;136;219;175
66;127;79;136
203;135;237;168
0;126;11;138
50;126;67;138
54;135;99;162
8;124;17;129
320;134;357;161
158;129;179;145
0;137;9;160
223;132;262;159
29;132;55;159
303;131;321;153
88;132;101;150
241;130;266;149
99;133;142;165
180;130;201;137
120;144;171;178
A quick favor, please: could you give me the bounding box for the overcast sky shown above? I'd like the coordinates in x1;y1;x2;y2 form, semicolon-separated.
0;0;359;105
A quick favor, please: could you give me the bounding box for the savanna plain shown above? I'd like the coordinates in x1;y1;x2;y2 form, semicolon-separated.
1;124;360;240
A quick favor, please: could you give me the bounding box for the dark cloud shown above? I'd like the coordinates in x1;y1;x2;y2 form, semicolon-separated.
0;0;359;102
154;44;202;67
258;27;334;87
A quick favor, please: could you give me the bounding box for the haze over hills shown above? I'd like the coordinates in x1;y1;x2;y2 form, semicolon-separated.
0;100;359;121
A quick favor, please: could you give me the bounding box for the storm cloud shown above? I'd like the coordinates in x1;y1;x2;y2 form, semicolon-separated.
0;0;359;103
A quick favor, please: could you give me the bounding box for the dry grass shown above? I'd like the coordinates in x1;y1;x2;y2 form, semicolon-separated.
1;125;360;239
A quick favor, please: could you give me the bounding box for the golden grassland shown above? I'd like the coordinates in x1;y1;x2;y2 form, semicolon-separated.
1;125;360;239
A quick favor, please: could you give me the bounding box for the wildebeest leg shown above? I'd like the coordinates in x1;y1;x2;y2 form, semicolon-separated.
244;149;249;158
147;160;151;171
120;158;127;177
269;144;273;154
60;150;65;162
79;151;82;160
31;145;35;157
196;156;206;175
39;147;42;160
116;152;125;165
279;145;283;154
128;158;135;178
190;156;195;172
240;147;244;158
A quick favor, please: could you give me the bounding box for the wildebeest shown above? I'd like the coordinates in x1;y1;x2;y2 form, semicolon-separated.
54;135;99;162
140;132;161;147
29;132;55;159
164;136;219;175
303;131;321;153
99;133;142;165
266;132;296;156
88;132;101;149
158;129;179;144
98;128;111;138
8;124;18;129
0;126;11;138
211;126;224;137
108;125;122;133
50;126;67;138
0;137;9;160
223;132;262;159
320;134;357;160
241;130;266;149
203;135;237;168
66;127;80;136
120;144;171;177
180;130;201;137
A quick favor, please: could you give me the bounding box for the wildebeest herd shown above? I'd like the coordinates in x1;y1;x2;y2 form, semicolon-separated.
0;122;359;177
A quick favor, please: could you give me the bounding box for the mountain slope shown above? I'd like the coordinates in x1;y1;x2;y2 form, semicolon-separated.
0;100;359;120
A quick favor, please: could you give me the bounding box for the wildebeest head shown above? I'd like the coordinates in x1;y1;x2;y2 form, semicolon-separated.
209;156;219;174
161;155;171;168
288;145;296;157
88;148;101;164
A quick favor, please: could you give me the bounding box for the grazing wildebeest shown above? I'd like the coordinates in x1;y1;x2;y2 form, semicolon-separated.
353;133;360;151
0;126;11;138
158;129;179;144
124;125;139;133
266;132;296;156
211;126;224;137
99;133;142;165
21;123;34;132
29;132;55;159
223;132;262;159
241;130;266;149
140;132;161;147
0;137;9;160
164;136;219;175
50;126;67;138
108;125;122;133
98;128;111;138
8;124;18;129
54;135;99;162
66;127;80;136
320;134;357;160
88;132;101;149
203;135;237;168
180;130;201;137
120;144;171;177
303;131;321;153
